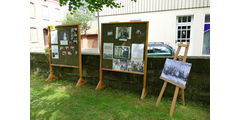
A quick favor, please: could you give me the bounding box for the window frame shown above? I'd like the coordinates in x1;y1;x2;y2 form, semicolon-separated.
30;2;36;19
54;8;61;22
176;16;193;43
42;5;49;20
202;14;210;56
30;27;38;43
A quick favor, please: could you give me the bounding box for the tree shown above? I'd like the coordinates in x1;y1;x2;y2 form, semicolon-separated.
59;0;136;14
62;8;95;35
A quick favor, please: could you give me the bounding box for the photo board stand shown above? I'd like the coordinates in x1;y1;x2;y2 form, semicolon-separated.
155;42;190;117
95;22;149;99
46;24;86;87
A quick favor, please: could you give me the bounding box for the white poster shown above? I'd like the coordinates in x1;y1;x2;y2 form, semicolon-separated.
60;40;68;45
103;43;113;59
51;30;58;44
131;44;144;61
51;45;59;59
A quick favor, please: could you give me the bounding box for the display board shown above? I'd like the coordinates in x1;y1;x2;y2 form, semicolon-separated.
46;24;86;87
96;21;149;99
50;26;79;67
155;42;190;117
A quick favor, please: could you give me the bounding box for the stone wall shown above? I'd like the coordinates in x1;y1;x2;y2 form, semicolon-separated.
30;52;210;104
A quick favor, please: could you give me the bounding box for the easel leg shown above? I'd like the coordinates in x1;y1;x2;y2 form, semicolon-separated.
75;77;87;88
46;73;58;82
181;88;185;106
156;81;168;107
170;87;179;117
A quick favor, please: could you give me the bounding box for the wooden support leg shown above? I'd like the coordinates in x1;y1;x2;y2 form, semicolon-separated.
170;87;179;117
140;88;147;100
156;81;168;107
46;73;58;82
181;88;185;106
95;80;106;91
75;77;87;88
95;70;106;91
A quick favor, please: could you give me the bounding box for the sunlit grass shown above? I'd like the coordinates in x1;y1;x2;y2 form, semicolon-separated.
30;73;210;120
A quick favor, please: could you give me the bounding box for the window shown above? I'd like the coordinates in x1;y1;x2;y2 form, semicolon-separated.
30;2;35;18
42;5;49;20
176;16;193;42
30;28;38;43
202;15;210;55
55;8;60;21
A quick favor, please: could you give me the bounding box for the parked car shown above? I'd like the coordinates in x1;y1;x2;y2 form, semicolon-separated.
147;42;174;56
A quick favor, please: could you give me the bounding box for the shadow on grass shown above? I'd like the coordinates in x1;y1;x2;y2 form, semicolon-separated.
30;73;210;120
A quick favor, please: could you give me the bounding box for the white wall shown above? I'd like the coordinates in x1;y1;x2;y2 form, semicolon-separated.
99;7;210;56
30;0;68;53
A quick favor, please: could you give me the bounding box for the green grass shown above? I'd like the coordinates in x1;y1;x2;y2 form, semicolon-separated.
30;73;210;120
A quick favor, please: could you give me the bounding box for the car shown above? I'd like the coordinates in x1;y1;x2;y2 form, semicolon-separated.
147;42;174;56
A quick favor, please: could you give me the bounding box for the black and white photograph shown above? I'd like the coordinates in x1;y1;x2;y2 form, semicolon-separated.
161;59;192;87
114;46;130;59
115;27;132;41
120;60;128;71
112;59;120;70
107;31;113;36
129;60;144;73
51;45;59;59
59;30;69;41
103;43;113;59
136;29;141;35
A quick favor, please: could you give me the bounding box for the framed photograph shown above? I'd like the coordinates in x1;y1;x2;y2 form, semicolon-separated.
113;59;120;70
114;46;130;59
51;45;59;59
115;27;132;41
129;60;144;73
161;59;192;87
131;44;144;61
59;30;69;41
103;43;113;59
50;30;58;44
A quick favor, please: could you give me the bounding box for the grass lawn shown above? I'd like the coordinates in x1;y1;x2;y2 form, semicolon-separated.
30;74;210;120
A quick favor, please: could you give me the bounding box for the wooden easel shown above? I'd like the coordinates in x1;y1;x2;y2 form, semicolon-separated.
155;42;190;117
46;25;86;87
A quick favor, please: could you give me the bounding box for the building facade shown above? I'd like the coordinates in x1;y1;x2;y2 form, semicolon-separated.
98;0;210;56
30;0;68;53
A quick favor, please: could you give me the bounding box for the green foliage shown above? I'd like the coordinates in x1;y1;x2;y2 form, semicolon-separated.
62;8;95;35
30;73;210;120
59;0;136;14
44;47;49;54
